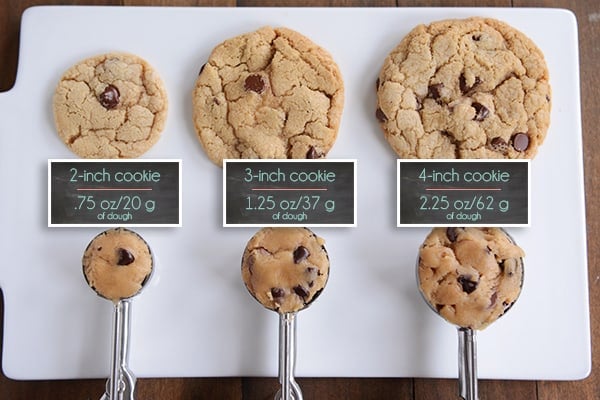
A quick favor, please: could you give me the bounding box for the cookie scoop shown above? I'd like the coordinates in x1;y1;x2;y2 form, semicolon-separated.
83;227;153;302
417;227;524;400
241;227;330;400
241;227;329;314
83;227;154;400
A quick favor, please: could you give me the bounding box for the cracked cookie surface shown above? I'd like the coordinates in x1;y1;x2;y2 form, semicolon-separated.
53;53;168;158
193;26;344;167
418;227;524;330
376;17;551;159
241;227;329;314
83;228;153;303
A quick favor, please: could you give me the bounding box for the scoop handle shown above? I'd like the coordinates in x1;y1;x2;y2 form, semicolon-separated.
458;327;478;400
275;312;303;400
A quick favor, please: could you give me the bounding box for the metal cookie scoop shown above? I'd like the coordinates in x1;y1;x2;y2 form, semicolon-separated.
416;227;524;400
240;228;330;400
275;312;303;400
82;228;154;400
101;299;136;400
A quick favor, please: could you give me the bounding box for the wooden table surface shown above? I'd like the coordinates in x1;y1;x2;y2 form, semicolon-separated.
0;1;597;399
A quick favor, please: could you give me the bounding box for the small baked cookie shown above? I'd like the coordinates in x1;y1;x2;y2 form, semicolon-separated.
83;228;153;302
193;26;344;167
53;52;168;158
376;17;551;159
241;227;329;314
418;227;524;330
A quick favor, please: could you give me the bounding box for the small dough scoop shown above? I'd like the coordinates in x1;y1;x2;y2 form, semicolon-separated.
241;227;330;400
83;227;154;400
417;227;524;400
83;227;153;302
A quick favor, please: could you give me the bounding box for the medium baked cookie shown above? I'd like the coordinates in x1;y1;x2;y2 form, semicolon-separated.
376;17;551;159
417;227;524;330
83;228;153;302
241;227;329;314
53;52;168;158
193;26;344;167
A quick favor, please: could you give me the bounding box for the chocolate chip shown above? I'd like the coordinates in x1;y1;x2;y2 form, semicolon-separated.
489;292;498;308
511;133;530;152
459;74;481;94
293;285;309;299
293;246;310;263
375;107;388;122
428;83;444;100
472;34;482;41
244;74;265;93
98;84;120;109
472;102;489;121
306;146;323;159
446;227;459;242
457;275;478;294
415;96;423;111
117;248;135;266
489;137;509;154
271;287;285;299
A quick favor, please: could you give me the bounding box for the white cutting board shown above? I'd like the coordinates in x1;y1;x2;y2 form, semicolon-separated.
0;6;589;380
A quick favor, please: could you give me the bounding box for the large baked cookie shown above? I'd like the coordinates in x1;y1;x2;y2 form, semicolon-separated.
241;227;329;314
193;26;344;167
376;17;551;159
418;227;524;330
53;52;168;158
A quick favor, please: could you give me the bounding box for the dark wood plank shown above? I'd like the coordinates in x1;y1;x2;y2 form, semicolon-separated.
242;377;414;400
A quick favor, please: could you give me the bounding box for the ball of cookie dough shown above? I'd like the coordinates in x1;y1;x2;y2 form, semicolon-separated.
417;227;524;330
83;228;153;302
193;26;345;167
376;17;551;159
241;227;330;314
53;52;168;158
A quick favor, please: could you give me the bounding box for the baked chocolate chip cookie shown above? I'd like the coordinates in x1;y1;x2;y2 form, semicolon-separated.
241;227;329;314
53;52;168;158
193;26;345;166
376;17;551;159
418;227;524;330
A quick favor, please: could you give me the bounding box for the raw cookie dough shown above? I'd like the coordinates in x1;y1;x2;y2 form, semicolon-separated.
53;52;168;158
193;26;345;167
83;228;153;302
418;227;524;330
376;17;551;159
241;227;329;314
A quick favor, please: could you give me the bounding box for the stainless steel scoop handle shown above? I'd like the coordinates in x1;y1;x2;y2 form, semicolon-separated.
100;299;136;400
274;312;303;400
458;327;478;400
